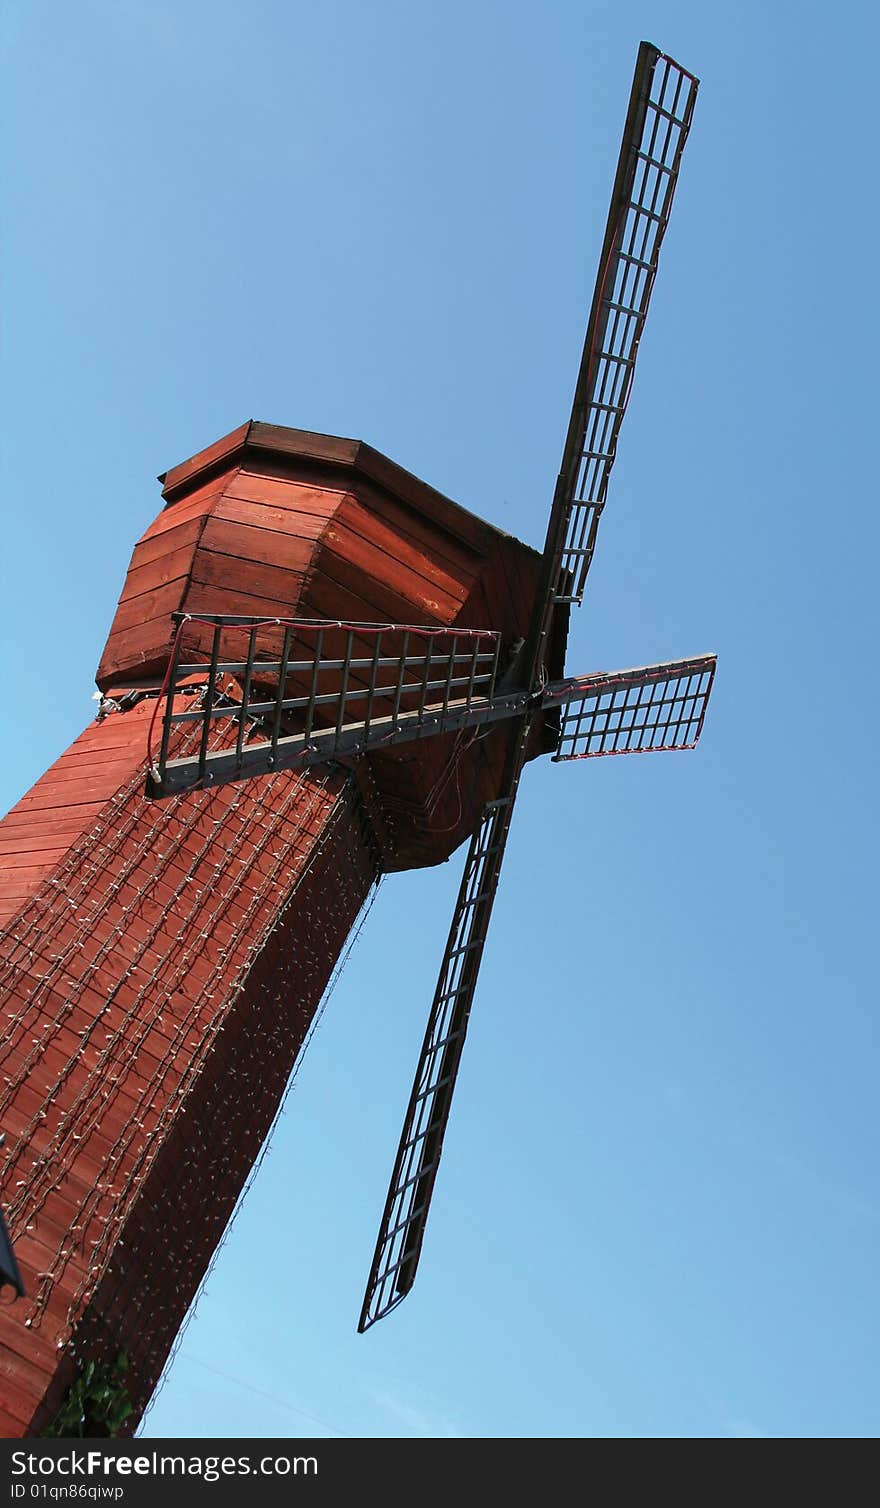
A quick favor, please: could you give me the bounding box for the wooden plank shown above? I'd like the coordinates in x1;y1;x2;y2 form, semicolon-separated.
352;438;491;553
53;707;152;750
127;512;205;570
1;788;117;826
86;896;222;962
0;845;101;890
139;484;226;542
338;496;470;606
303;559;417;633
183;579;306;621
12;1169;118;1233
0;861;68;901
28;743;140;775
225;473;345;514
84;939;223;1000
0;832;97;865
200;514;323;573
0;876;39;900
0;892;35;922
3;1108;140;1177
7;1039;170;1109
0;874;56;911
211;494;334;539
7;780;133;813
10;1079;151;1137
0;1381;38;1432
10;1212;90;1269
29;741;140;779
10;765;135;803
319;535;453;621
96;616;177;683
244;423;359;474
345;474;485;579
0;1313;59;1372
22;761;136;798
11;1272;82;1338
108;575;190;634
0;1401;34;1438
0;849;63;872
196;519;316;577
45;723;146;756
117;541;201;603
245;424;491;553
21;748;137;786
148;469;235;529
0;804;106;838
159;422;251;498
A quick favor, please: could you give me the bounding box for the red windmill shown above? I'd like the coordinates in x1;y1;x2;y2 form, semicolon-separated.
0;42;712;1433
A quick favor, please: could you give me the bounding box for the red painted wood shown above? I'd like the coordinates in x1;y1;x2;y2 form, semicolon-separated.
223;472;345;514
118;543;203;602
341;498;472;603
211;494;333;538
200;511;326;566
128;514;205;570
94;617;177;683
0;693;370;1434
190;547;309;601
157;420;252;498
139;479;229;540
0;706;151;927
108;577;191;637
98;426;520;694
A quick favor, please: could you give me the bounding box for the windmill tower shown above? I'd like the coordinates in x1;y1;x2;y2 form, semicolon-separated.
0;43;712;1434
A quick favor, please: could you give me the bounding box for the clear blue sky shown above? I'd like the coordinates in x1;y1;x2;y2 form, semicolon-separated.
2;1;878;1440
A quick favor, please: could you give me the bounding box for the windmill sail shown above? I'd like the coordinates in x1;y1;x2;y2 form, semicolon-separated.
358;790;519;1331
547;655;715;759
541;45;699;612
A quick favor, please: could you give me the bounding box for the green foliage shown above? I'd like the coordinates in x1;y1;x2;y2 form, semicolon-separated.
41;1351;133;1437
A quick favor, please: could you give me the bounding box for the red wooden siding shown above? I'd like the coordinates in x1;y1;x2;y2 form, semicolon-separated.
0;698;375;1435
0;711;153;927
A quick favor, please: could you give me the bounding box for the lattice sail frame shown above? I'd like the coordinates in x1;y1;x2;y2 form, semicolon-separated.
549;47;698;606
549;656;715;760
358;795;516;1330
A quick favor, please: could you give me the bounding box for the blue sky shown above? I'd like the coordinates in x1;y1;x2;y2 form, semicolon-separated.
2;0;878;1439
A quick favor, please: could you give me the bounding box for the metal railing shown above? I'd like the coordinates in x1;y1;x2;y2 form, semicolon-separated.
148;614;504;796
